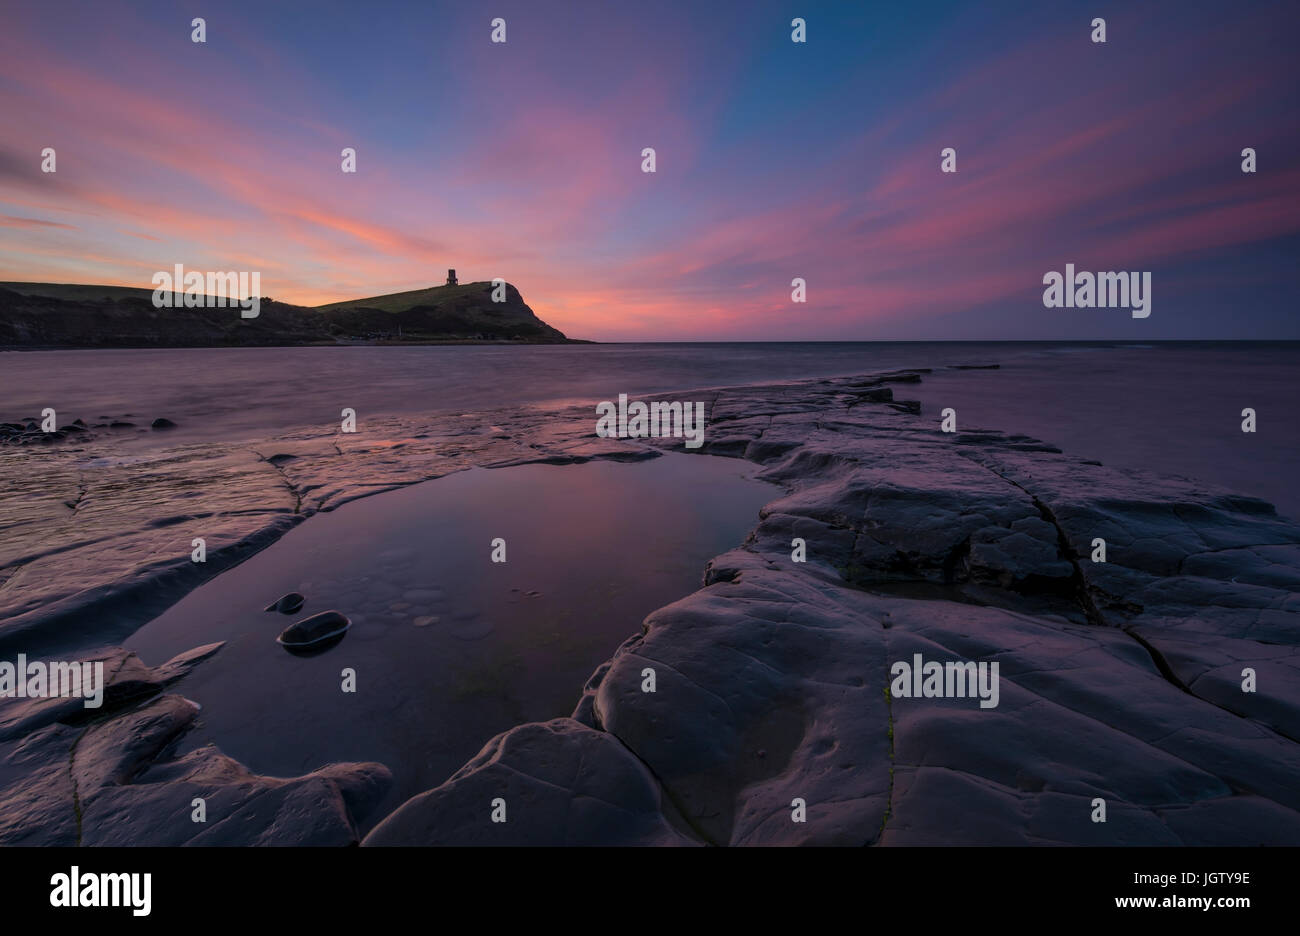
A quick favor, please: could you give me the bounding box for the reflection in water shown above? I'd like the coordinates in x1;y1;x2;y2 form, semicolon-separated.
128;454;775;829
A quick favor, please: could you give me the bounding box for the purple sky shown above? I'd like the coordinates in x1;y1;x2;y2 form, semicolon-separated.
1;0;1297;340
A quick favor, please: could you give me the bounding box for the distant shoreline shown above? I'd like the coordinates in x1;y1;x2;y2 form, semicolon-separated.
0;279;579;348
0;338;597;351
4;338;1296;351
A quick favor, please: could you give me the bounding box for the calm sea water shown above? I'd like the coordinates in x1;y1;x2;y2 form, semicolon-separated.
128;455;775;823
3;341;1297;516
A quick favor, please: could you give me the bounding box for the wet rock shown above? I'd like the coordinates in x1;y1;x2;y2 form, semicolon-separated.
0;647;391;845
595;571;891;845
363;719;695;846
0;644;222;742
849;386;894;403
371;371;1300;845
966;517;1075;589
3;365;1298;846
877;370;925;383
264;592;306;614
0;446;303;657
150;417;177;430
277;610;351;653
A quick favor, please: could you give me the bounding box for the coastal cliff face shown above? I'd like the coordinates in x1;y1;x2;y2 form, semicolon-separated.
313;281;569;343
0;281;570;348
2;369;1298;845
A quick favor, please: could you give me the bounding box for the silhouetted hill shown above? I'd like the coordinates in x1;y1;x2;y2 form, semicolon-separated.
315;280;569;342
0;280;575;348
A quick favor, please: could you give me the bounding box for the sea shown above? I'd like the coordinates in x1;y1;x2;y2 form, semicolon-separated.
3;340;1297;516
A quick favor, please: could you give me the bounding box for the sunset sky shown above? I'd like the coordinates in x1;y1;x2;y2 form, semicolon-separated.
1;0;1296;340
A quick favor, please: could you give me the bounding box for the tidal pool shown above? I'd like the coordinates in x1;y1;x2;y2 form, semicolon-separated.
128;453;775;828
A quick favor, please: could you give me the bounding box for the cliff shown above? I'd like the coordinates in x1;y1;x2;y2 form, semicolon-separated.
0;280;572;348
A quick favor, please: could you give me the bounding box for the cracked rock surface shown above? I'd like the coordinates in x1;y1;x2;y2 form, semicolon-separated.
3;369;1297;845
364;374;1300;845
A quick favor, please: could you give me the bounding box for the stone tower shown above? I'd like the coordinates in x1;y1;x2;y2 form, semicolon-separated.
446;269;457;286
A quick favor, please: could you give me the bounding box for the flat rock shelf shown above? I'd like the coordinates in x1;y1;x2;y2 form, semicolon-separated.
1;369;1298;845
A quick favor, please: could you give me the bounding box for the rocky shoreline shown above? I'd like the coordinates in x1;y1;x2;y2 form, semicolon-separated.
2;368;1298;845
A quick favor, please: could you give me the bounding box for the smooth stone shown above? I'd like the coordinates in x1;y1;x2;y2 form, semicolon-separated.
362;719;694;846
277;610;351;653
264;592;306;614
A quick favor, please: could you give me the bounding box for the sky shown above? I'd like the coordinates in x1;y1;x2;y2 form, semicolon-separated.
0;0;1297;341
